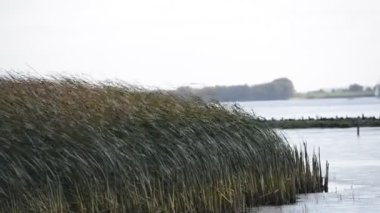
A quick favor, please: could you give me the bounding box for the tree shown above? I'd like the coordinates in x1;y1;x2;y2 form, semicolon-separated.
365;87;373;92
174;78;296;102
348;84;363;92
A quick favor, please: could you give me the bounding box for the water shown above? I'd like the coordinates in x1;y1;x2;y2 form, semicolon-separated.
250;127;380;213
232;97;380;119
236;98;380;212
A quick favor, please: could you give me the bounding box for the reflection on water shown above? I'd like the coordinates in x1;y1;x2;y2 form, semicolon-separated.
234;97;380;119
250;127;380;213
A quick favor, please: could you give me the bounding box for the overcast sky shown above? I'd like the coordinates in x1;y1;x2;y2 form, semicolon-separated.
1;0;380;91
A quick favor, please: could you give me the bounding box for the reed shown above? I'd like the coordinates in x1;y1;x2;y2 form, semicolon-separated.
0;76;327;212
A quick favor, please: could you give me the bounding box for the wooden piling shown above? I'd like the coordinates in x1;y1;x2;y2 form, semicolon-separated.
324;161;329;192
357;117;360;136
319;148;322;189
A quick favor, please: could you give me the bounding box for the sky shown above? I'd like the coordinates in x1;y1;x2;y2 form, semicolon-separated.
1;0;380;92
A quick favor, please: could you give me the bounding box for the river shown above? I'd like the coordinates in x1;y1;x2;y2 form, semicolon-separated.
251;127;380;213
232;98;380;213
234;97;380;119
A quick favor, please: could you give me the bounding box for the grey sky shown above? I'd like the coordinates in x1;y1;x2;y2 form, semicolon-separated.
1;0;380;91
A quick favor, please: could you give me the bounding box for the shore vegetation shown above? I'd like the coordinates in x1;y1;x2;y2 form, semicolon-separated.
0;76;326;212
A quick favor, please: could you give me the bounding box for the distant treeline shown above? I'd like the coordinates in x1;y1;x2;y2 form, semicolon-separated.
299;83;379;99
174;78;295;102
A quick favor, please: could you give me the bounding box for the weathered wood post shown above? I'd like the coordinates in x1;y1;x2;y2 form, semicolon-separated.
319;148;323;190
356;116;360;136
324;161;329;192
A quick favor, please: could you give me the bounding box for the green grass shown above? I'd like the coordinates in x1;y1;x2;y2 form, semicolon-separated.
0;76;326;212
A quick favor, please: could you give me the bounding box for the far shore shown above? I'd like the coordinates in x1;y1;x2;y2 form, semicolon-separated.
257;116;380;129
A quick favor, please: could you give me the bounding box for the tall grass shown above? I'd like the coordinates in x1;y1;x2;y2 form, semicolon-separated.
0;76;326;212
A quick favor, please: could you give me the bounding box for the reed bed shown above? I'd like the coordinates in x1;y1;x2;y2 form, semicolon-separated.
0;76;327;212
259;116;380;129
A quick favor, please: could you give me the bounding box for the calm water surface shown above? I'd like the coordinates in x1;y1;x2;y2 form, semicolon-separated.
250;127;380;213
233;97;380;119
235;98;380;212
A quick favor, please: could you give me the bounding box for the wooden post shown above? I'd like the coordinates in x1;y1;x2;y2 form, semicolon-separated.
324;161;329;192
319;148;322;190
357;117;360;137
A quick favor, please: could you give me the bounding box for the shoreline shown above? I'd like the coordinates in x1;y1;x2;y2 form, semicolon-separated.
258;116;380;129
